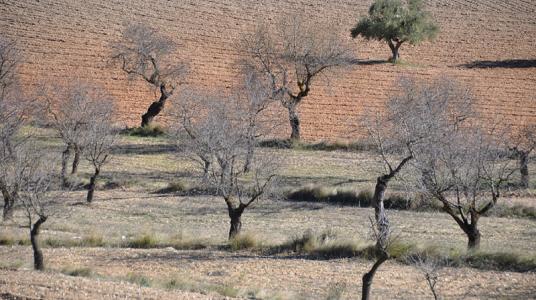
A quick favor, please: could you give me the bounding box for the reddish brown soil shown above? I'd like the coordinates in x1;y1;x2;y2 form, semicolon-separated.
0;0;535;139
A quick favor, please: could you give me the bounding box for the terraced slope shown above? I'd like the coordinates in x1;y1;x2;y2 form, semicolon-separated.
1;0;535;140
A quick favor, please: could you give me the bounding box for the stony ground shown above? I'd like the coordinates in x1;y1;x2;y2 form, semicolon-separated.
1;134;536;299
1;246;535;299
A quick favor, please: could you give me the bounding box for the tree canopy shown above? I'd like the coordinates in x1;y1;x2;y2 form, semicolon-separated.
351;0;438;62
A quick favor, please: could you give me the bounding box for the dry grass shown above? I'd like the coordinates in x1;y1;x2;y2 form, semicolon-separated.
1;131;536;298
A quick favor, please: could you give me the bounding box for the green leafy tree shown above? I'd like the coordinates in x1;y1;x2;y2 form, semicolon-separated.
351;0;438;63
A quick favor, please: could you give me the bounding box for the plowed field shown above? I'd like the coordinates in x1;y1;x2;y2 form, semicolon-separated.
1;0;535;139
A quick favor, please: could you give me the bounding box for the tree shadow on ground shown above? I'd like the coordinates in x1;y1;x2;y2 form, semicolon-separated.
459;59;536;69
356;59;388;65
112;143;176;155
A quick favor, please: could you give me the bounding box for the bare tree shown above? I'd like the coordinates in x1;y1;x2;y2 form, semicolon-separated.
241;17;356;141
508;124;536;189
112;23;187;127
406;78;515;250
239;69;276;172
172;89;277;239
359;76;464;299
16;143;58;271
0;35;28;221
83;105;117;203
408;253;446;300
42;82;113;186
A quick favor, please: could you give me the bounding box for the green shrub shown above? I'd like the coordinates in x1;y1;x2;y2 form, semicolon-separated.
122;124;166;137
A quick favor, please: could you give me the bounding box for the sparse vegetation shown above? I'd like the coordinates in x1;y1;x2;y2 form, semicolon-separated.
121;124;167;137
61;266;94;277
1;3;535;299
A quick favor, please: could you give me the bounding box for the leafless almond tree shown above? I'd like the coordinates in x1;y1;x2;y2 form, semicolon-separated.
359;76;466;299
406;78;516;250
407;253;447;300
239;69;277;172
112;23;187;127
240;17;356;141
508;123;536;188
41;82;114;186
83;102;117;203
172;89;278;239
16;143;59;271
0;35;30;221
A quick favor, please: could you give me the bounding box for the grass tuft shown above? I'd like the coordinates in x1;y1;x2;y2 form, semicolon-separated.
228;233;259;251
125;233;159;249
61;267;94;277
0;233;30;246
126;272;152;287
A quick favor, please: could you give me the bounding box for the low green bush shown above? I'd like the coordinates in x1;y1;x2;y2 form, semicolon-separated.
122;124;166;137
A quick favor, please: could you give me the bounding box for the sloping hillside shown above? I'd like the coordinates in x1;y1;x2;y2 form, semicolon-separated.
1;0;535;140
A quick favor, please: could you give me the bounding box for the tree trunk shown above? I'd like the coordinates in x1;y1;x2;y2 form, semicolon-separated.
61;145;72;186
244;139;255;173
228;206;245;239
71;146;81;175
141;85;171;127
362;252;388;300
30;216;47;270
466;225;481;250
87;167;100;203
1;190;15;221
387;40;402;63
287;102;300;141
519;151;529;189
202;159;211;181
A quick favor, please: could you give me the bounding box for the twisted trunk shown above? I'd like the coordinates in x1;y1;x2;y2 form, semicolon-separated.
287;102;300;141
1;189;15;221
519;151;529;188
141;85;171;127
362;252;388;300
87;167;100;203
387;40;403;63
30;216;47;270
462;217;481;250
227;205;245;239
361;155;412;300
71;146;82;175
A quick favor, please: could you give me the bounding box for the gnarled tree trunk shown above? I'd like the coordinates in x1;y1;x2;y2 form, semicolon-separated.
30;216;47;270
87;167;100;203
227;205;245;239
362;252;388;300
287;102;300;141
519;151;529;189
387;40;402;63
141;85;171;127
71;146;82;175
1;189;15;221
